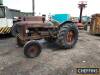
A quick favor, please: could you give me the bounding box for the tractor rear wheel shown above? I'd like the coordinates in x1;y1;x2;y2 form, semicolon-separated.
24;41;41;58
57;23;78;49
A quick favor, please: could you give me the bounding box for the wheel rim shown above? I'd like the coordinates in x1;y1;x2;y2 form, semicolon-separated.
66;30;75;45
28;46;38;57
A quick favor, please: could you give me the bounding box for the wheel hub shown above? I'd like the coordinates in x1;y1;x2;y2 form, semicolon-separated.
66;30;74;44
28;46;38;57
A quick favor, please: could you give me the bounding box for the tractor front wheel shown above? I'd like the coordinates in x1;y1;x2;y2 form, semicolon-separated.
24;41;41;58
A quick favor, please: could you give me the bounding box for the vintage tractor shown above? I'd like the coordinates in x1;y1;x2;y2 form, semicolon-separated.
14;15;78;58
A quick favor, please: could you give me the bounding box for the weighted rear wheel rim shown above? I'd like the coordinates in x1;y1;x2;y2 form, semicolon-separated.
66;30;74;45
28;46;38;57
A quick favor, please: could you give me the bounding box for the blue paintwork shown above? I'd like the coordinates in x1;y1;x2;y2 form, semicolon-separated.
51;14;70;23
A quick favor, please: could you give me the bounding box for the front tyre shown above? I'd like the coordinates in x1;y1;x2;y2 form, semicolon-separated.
24;41;41;58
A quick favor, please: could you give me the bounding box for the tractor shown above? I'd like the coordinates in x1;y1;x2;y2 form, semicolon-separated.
13;15;78;58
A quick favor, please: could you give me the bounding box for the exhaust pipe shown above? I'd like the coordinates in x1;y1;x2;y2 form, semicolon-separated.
32;0;35;16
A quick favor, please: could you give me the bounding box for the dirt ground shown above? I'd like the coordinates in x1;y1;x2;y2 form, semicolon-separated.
0;30;100;75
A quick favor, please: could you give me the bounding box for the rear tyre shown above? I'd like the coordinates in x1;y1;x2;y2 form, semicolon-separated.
24;41;41;58
16;35;24;47
57;23;78;49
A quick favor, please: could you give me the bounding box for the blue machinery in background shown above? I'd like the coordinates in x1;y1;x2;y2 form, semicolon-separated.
51;14;70;23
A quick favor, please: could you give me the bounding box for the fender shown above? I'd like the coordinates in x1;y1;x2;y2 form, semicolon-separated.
59;21;74;27
59;21;77;29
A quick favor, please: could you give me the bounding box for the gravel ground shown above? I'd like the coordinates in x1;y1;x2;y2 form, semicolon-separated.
0;30;100;75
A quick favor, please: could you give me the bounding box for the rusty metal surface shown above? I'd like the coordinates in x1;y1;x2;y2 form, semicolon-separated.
24;16;43;21
92;14;100;17
16;21;58;29
16;16;45;26
15;16;59;44
90;14;100;34
16;21;45;25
